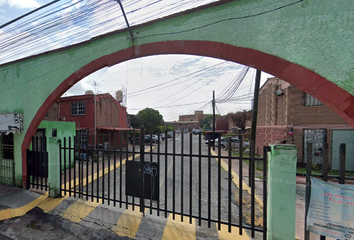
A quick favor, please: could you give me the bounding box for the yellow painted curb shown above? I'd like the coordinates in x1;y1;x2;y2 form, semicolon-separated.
0;194;48;221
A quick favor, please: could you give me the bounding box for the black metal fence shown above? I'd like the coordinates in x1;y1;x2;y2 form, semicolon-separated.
26;136;49;191
302;142;354;240
59;129;268;239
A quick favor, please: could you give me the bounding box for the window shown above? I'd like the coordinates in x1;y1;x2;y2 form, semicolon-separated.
52;129;57;138
71;102;85;115
304;93;324;106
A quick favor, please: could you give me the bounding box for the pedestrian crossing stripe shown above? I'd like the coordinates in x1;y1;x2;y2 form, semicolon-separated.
112;205;144;238
60;198;102;223
217;224;250;240
163;214;196;240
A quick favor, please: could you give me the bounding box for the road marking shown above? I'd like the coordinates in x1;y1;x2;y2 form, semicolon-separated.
37;193;70;213
217;224;250;240
0;194;47;221
112;205;144;238
60;198;101;223
209;149;264;208
162;214;196;240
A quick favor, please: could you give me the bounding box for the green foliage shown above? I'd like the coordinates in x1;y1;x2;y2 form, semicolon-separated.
201;114;213;128
136;108;164;133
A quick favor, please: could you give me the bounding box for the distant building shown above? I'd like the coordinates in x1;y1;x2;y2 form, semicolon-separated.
166;111;205;132
256;77;354;170
44;91;129;148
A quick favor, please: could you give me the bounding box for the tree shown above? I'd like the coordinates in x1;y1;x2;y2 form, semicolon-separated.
227;110;252;132
136;108;164;133
200;114;220;128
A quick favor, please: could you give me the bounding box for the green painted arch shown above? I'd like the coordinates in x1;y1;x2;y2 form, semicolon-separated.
1;0;354;186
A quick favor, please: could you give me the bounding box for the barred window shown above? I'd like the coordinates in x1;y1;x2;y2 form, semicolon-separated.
305;94;324;106
71;102;85;115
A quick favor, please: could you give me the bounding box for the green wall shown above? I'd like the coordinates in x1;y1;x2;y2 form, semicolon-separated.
1;0;354;185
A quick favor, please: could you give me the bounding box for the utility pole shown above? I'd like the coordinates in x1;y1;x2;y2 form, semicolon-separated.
212;90;216;150
250;70;261;185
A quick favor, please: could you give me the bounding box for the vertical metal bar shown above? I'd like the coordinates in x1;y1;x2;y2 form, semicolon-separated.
339;143;346;184
131;130;135;210
239;135;243;235
63;137;67;195
189;132;193;224
85;136;88;201
228;139;232;233
114;130;117;207
81;136;84;199
35;136;39;189
39;136;43;190
304;142;312;240
30;137;35;189
150;132;153;215
69;137;72;196
173;131;176;220
91;133;94;202
108;133;111;205
251;140;256;238
102;133;105;204
157;133;161;216
198;132;202;226
181;132;184;222
78;136;82;198
208;137;211;228
73;137;76;198
59;140;62;197
96;133;100;203
217;135;221;230
322;143;329;182
165;130;168;218
44;136;48;190
119;130;123;208
263;146;269;240
140;128;145;213
125;129;129;210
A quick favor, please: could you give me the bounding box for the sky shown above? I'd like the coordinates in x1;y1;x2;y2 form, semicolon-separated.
0;0;273;122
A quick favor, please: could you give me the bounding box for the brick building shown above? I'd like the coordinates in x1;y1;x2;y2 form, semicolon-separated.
44;91;128;148
166;111;205;132
256;77;354;170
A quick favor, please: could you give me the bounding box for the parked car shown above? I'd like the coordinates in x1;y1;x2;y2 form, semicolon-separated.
159;133;165;141
192;128;202;135
145;134;159;144
218;137;249;150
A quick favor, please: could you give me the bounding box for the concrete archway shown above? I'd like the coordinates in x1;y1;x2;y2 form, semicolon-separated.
0;0;353;187
23;41;354;186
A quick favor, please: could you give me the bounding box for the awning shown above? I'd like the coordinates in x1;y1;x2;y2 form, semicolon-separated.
0;113;24;135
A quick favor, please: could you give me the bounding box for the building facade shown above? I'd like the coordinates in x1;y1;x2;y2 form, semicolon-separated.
256;77;354;170
44;91;128;148
166;111;205;132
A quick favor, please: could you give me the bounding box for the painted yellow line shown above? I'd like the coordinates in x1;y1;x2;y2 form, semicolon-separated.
112;205;144;238
210;149;264;208
60;198;101;223
62;153;142;191
217;224;250;240
162;214;196;240
0;194;48;221
37;193;70;213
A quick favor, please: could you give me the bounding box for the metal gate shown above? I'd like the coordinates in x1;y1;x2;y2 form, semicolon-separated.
59;129;268;238
26;135;49;191
0;133;15;186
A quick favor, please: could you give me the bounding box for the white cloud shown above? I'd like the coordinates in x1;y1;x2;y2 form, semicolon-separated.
0;0;40;9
